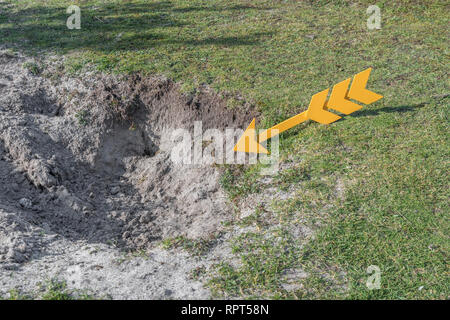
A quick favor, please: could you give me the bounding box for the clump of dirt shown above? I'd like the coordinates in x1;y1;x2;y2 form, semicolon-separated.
0;49;256;268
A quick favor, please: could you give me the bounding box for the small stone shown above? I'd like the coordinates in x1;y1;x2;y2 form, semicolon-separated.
82;206;91;214
164;289;173;296
122;231;131;239
139;212;153;224
110;186;120;195
19;198;32;209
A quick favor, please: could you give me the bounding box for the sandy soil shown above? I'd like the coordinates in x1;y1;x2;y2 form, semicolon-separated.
0;48;256;299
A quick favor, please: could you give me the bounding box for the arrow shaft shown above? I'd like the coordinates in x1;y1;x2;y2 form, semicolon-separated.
258;111;308;143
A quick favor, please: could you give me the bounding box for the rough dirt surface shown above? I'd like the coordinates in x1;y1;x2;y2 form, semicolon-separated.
0;49;256;298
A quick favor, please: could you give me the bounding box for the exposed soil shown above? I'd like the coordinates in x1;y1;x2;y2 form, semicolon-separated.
0;48;256;275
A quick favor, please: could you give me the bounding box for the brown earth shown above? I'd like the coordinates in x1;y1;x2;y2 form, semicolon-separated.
0;49;257;270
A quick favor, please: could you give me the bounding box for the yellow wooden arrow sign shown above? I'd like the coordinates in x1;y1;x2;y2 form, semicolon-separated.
234;68;383;154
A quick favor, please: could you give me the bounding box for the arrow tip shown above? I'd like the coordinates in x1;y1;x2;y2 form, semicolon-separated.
348;68;383;104
233;119;269;154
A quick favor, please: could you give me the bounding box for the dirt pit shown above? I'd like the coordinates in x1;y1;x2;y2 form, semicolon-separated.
0;49;256;270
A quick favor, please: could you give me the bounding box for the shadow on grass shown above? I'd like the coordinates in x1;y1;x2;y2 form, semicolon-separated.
0;1;273;53
272;102;428;142
351;103;426;117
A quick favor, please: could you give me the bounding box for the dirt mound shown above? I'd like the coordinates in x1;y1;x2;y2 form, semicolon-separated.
0;49;256;268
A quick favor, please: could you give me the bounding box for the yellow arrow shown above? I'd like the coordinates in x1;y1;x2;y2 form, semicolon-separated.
326;78;362;115
347;68;383;104
233;90;339;154
233;119;269;154
307;89;342;124
234;68;382;154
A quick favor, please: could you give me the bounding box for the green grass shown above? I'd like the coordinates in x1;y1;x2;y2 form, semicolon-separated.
161;235;219;256
22;61;42;75
2;279;95;300
1;0;448;299
75;109;90;126
219;164;264;201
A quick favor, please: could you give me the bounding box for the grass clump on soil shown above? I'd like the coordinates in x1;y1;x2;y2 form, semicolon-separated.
2;279;96;300
22;61;42;75
219;164;263;202
1;0;448;299
209;228;303;299
161;235;219;256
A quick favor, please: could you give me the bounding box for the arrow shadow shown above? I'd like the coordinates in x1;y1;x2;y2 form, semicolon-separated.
350;103;426;118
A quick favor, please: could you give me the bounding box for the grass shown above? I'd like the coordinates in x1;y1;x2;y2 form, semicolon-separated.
2;279;95;300
22;61;42;75
1;0;448;299
75;109;89;126
161;235;219;256
219;164;264;201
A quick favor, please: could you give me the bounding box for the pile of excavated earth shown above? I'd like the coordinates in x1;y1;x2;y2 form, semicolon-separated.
0;49;263;298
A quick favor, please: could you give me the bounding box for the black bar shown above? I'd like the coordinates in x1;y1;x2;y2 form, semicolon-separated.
0;300;445;319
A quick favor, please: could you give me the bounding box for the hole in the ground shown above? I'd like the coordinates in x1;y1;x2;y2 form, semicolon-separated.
0;59;258;266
